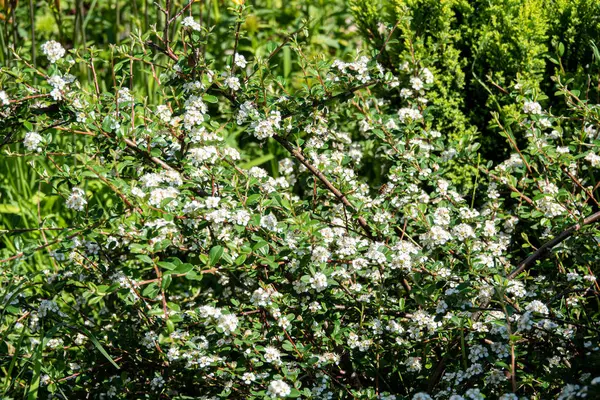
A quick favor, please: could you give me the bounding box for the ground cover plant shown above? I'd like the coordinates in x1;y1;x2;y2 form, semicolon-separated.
1;0;600;399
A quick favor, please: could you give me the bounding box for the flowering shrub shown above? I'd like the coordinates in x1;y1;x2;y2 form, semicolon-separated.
1;1;600;399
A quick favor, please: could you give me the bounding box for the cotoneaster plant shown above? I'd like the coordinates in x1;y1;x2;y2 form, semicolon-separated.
1;1;600;399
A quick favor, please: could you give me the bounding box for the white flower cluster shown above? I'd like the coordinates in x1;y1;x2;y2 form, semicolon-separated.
525;300;549;315
234;53;247;68
251;111;281;140
156;105;173;123
197;305;239;335
398;107;422;123
237;101;259;125
24;132;43;152
263;346;282;365
251;286;280;307
585;152;600;167
188;145;219;165
47;74;76;101
66;187;87;211
390;240;419;271
148;187;180;207
348;332;373;351
117;87;134;104
224;75;241;91
309;272;328;292
181;16;201;31
41;40;66;63
267;379;291;398
38;299;60;317
331;56;372;83
217;313;239;335
140;170;183;189
0;90;9;105
523;100;543;115
183;95;208;130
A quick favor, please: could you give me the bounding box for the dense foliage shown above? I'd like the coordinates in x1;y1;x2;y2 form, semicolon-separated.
351;0;600;184
1;0;600;399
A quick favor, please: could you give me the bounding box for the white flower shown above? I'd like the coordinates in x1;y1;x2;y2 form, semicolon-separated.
233;209;251;226
433;207;451;226
237;101;258;124
148;187;179;207
241;372;255;384
234;53;247;68
217;313;239;335
222;147;240;160
412;393;432;400
181;16;201;31
198;305;222;319
183;81;204;93
224;75;241;91
421;67;434;84
131;187;145;198
422;225;452;246
263;346;282;365
47;338;64;349
252;111;281;140
188;146;219;165
205;196;221;209
311;246;330;263
585;152;600;167
41;40;66;63
249;167;268;179
66;188;87;211
452;223;476;241
410;76;424;91
156;105;172;123
24;132;43;152
0;90;9;105
405;356;422;372
267;379;291;398
400;88;413;98
523;100;543;115
150;376;165;389
398;107;422;123
526;300;549;315
260;213;279;232
309;272;328;292
39;300;60;317
117;87;134;104
251;287;278;307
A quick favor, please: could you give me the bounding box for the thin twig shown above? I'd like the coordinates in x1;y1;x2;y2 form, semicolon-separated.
272;134;375;240
508;210;600;278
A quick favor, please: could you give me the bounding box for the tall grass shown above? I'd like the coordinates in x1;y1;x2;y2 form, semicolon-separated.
0;0;357;268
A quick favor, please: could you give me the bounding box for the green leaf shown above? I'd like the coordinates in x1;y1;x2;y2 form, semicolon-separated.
0;204;20;213
203;94;219;103
246;194;261;205
172;263;194;274
158;261;177;270
136;254;154;264
79;327;120;369
209;246;224;266
166;319;175;333
162;274;172;290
